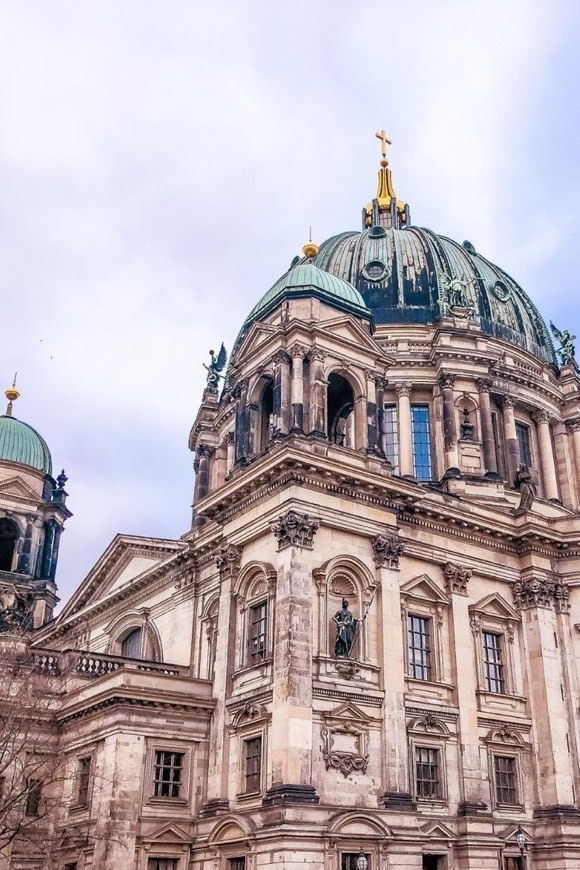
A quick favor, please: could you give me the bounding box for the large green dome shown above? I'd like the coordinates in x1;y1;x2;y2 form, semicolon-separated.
0;415;52;475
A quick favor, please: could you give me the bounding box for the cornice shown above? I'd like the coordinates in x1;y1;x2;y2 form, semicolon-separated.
58;692;215;726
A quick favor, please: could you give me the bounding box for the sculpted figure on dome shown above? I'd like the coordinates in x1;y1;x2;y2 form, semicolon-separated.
333;598;358;658
550;322;577;368
203;343;227;391
515;465;537;511
440;271;477;317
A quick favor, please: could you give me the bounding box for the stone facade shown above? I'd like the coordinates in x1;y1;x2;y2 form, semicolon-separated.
1;159;580;870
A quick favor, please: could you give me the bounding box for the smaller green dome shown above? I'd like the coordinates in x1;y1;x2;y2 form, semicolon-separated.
245;261;371;326
0;415;52;475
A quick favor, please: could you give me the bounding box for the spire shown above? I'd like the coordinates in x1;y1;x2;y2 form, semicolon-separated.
4;374;19;417
363;130;410;229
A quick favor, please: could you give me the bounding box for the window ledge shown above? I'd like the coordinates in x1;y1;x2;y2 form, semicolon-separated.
232;659;272;678
147;796;188;806
477;689;527;703
495;802;525;811
236;790;262;803
406;677;455;691
416;797;447;807
68;802;89;813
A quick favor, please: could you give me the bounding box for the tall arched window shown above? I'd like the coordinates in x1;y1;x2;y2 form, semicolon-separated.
121;627;143;659
0;519;18;572
258;379;274;451
327;373;354;447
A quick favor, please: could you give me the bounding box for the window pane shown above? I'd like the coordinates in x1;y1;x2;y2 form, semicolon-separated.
383;405;399;473
244;736;262;793
483;632;505;693
494;755;517;804
121;627;142;658
515;423;532;467
153;751;184;798
415;747;440;799
411;406;432;481
407;615;432;680
148;861;178;870
249;601;268;663
341;854;370;870
228;859;246;870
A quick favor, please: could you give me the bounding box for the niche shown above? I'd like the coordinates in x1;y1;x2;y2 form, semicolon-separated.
328;373;355;448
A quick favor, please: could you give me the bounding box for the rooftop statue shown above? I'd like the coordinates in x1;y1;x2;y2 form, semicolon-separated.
203;343;227;392
515;465;537;512
550;321;577;368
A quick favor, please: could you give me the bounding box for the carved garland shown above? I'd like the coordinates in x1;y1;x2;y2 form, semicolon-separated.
442;562;472;595
270;509;319;551
371;533;404;569
512;577;570;612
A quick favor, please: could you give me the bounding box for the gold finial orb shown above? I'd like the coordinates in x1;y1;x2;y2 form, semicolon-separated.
302;241;319;259
5;386;19;403
380;157;389;168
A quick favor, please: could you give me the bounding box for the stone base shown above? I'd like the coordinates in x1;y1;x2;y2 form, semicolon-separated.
198;798;230;817
457;800;489;816
534;804;580;822
262;783;319;806
379;791;416;810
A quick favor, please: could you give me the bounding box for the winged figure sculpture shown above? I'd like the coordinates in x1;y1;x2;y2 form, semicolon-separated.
204;343;227;391
550;321;577;367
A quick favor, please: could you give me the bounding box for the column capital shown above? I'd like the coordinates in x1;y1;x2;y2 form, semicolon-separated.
438;372;456;389
289;343;308;359
500;394;515;410
225;430;235;444
476;377;493;393
196;443;215;459
371;533;404;569
374;375;389;391
513;577;570;612
532;409;551;426
443;561;472;595
214;541;243;580
565;417;580;433
231;378;248;399
270;509;319;551
395;382;412;398
272;349;291;366
308;347;327;362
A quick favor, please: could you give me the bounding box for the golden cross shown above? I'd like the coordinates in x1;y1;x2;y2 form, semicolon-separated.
375;129;392;160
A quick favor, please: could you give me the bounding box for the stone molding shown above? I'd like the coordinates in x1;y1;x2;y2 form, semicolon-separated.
513;577;570;612
443;561;472;595
371;533;404;569
270;509;319;551
214;542;243;579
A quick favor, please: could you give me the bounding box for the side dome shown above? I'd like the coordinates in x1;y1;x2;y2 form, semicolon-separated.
0;415;53;475
313;226;556;364
244;261;371;328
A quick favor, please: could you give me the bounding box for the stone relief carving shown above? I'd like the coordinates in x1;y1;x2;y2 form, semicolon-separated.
443;562;472;595
321;718;369;777
270;509;319;551
0;584;34;633
215;542;243;579
513;577;570;612
371;533;404;569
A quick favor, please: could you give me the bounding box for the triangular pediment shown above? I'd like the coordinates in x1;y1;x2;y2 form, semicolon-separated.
0;476;41;504
143;822;191;844
234;320;277;363
313;314;393;362
52;534;184;622
400;573;448;604
420;820;455;840
470;593;519;621
323;701;371;725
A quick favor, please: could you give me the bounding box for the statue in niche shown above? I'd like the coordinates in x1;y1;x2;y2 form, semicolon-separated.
460;407;475;440
333;598;358;658
515;464;537;511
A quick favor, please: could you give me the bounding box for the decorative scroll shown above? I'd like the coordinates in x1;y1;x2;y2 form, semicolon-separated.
371;533;404;569
270;510;319;551
443;562;472;595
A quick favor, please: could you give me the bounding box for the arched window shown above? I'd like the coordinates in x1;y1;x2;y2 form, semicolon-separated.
258;379;274;452
0;519;18;572
327;373;355;447
121;627;143;659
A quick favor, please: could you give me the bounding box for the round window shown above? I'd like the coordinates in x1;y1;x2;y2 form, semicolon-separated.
362;260;388;282
491;281;511;302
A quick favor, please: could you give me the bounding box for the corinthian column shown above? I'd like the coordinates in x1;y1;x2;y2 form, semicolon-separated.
192;444;214;528
439;372;458;470
566;418;580;505
308;347;327;437
500;395;518;486
476;378;498;475
289;344;307;432
272;350;291;436
396;383;414;477
533;410;560;502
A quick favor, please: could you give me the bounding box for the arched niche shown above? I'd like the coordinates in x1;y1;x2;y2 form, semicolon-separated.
455;393;479;442
327;373;355;448
0;517;20;572
247;374;275;455
314;556;375;663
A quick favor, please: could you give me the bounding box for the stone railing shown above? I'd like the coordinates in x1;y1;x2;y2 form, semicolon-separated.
31;648;185;678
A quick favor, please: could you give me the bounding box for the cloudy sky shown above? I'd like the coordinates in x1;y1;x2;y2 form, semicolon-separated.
1;1;579;606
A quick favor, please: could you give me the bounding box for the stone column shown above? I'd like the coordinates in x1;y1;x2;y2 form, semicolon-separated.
233;379;249;463
566;418;580;507
272;350;291;437
372;534;413;808
476;378;498;475
202;542;242;814
439;373;459;471
500;395;519;486
308;348;327;438
514;577;578;811
533;410;560;502
192;444;214;528
225;430;235;474
396;382;414;477
444;562;487;813
375;375;388;459
289;344;307;432
264;509;320;805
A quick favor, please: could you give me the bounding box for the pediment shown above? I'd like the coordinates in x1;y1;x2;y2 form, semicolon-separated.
497;824;531;843
0;476;41;504
400;573;448;604
208;814;254;844
470;593;519;621
420;821;455;840
313;315;392;361
55;534;184;620
323;702;371;725
234;321;277;363
143;822;191;844
328;810;392;838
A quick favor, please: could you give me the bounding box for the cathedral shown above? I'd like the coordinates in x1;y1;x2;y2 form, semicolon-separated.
1;135;580;870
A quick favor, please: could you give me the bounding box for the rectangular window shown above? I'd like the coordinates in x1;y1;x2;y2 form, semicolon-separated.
411;405;432;480
77;756;92;806
407;614;432;680
228;859;246;870
515;422;532;467
249;601;267;664
25;780;42;816
383;404;399;473
147;861;178;870
415;746;441;799
494;755;518;804
483;632;505;693
244;736;262;793
64;864;78;870
341;854;371;870
153;751;184;799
